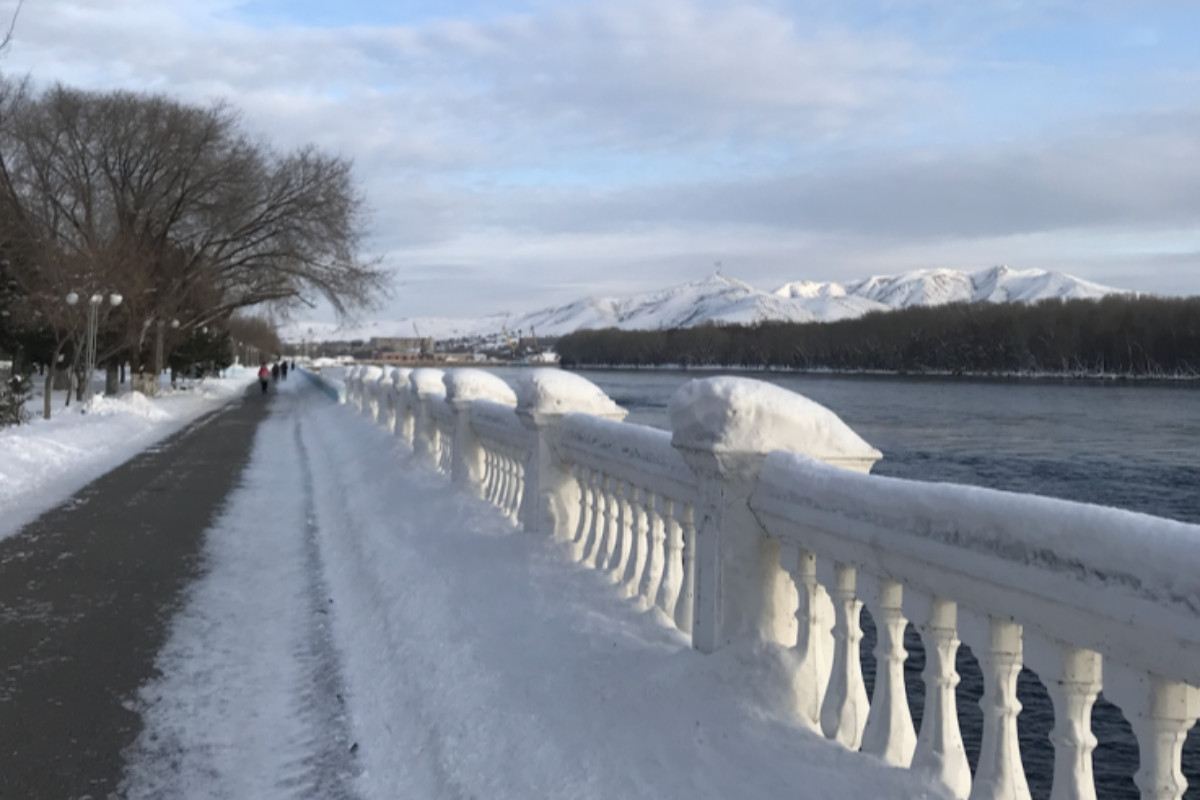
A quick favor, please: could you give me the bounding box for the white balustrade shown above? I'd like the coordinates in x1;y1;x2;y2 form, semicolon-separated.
408;368;445;469
333;365;1200;799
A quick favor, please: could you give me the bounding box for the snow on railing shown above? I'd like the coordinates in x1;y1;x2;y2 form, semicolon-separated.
337;365;1200;800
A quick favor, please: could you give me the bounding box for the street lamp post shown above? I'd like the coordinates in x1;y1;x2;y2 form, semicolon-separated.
66;290;122;406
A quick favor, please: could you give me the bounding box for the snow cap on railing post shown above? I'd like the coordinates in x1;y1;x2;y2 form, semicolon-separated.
409;368;446;469
517;371;626;538
444;369;517;496
669;376;881;654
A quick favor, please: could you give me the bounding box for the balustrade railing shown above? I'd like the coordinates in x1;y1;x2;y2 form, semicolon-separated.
558;414;699;635
336;363;1200;800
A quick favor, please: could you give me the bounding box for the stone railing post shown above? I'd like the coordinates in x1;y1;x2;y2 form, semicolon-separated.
389;368;415;445
359;365;384;418
344;366;361;409
668;377;880;654
516;371;626;539
444;369;517;497
409;368;446;469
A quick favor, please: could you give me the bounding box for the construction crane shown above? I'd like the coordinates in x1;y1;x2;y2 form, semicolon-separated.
501;324;519;359
413;322;431;357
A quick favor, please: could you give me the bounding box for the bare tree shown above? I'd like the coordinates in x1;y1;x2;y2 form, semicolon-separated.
0;78;387;402
0;0;22;55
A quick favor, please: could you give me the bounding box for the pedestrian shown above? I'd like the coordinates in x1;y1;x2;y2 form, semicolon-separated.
281;361;289;380
258;364;270;395
271;363;280;382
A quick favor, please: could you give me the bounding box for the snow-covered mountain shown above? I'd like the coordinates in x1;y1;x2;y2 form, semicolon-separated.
281;266;1129;343
775;265;1122;309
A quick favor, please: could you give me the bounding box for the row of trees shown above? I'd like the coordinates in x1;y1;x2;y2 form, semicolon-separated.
0;75;385;420
556;295;1200;377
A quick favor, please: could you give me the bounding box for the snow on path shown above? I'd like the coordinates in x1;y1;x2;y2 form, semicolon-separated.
0;369;255;541
124;379;947;799
121;378;358;800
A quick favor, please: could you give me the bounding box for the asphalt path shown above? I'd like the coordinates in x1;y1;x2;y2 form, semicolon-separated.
0;387;270;799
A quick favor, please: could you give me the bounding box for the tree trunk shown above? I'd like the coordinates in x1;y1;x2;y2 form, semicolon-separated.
43;371;51;420
105;362;119;396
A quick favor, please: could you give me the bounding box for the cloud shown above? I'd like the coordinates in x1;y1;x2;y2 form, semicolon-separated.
457;110;1200;241
1;0;1198;320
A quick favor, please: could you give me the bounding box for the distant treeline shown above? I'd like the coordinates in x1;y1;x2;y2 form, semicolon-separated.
555;296;1200;377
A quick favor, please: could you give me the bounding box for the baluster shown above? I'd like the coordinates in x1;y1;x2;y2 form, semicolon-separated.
605;481;632;584
817;560;869;749
570;466;594;562
483;449;496;503
1025;634;1101;800
961;612;1030;800
619;486;647;599
637;492;665;610
674;503;695;636
1107;664;1200;800
581;472;606;567
498;450;512;514
779;544;833;729
657;497;684;621
596;475;619;571
504;450;519;518
500;451;515;512
906;593;971;799
860;576;916;767
488;449;503;506
512;458;526;526
401;403;414;445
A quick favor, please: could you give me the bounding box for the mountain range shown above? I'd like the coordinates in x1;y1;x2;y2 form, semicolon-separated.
280;265;1128;344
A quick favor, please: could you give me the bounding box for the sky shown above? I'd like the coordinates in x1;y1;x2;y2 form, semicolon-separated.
1;0;1198;321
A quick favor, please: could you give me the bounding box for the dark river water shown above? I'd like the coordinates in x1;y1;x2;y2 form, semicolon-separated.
556;368;1200;799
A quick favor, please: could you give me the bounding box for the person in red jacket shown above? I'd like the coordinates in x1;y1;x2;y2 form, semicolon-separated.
258;364;270;395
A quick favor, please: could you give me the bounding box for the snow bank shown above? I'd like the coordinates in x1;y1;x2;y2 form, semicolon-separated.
0;370;255;541
668;377;881;468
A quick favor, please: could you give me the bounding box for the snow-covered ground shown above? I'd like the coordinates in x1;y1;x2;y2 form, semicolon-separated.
120;378;947;799
0;368;256;541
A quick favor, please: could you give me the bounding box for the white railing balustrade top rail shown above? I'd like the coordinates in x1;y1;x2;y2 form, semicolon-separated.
337;364;1200;800
752;451;1200;684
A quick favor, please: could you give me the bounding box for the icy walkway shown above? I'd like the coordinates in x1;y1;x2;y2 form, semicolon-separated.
122;378;946;799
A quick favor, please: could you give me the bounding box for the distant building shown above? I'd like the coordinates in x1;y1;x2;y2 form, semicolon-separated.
371;336;433;356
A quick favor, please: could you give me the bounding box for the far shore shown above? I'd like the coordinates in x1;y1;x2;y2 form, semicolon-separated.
560;363;1200;383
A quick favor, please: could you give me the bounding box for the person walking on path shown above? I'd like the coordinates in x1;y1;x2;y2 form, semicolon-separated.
258;364;270;394
271;363;281;383
281;361;289;380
